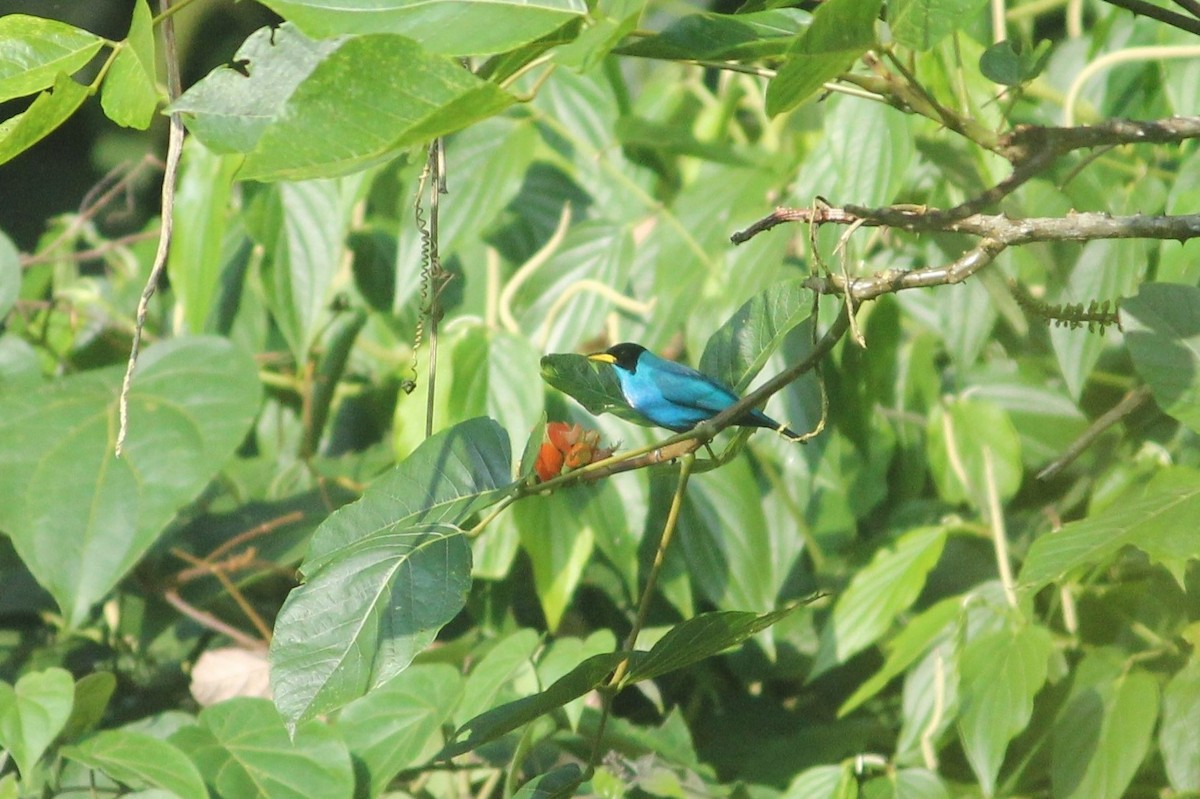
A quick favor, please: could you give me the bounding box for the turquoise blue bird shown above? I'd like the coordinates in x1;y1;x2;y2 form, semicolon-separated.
587;343;799;439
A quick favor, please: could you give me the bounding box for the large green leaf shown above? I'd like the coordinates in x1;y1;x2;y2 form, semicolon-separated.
271;523;472;728
1021;466;1200;589
0;337;261;626
1052;653;1158;799
957;624;1054;795
0;15;103;102
449;327;543;457
63;731;208;799
765;0;881;115
303;416;513;574
1123;282;1200;434
171;24;514;181
615;9;809;60
171;698;353;799
99;0;158;129
454;628;541;726
698;279;814;393
336;664;463;797
0;668;74;778
888;0;989;50
258;0;588;55
811;526;948;677
826;95;913;207
0;72;89;167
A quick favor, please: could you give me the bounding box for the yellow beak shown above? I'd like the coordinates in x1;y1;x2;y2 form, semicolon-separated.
587;352;617;364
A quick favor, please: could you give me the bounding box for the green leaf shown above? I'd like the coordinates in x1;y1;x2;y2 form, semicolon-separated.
255;179;357;362
515;491;596;631
63;731;208;799
1160;657;1200;792
0;337;261;626
628;607;804;683
258;0;588;55
826;95;913;207
979;39;1052;85
888;0;988;50
540;353;646;426
450;328;544;457
99;0;158;129
455;629;542;727
839;596;960;716
698;279;814;393
926;397;1022;506
336;664;463;798
765;0;881;114
1052;654;1158;799
444;651;627;758
167;139;242;333
0;14;103;102
1123;282;1200;434
61;672;117;740
513;764;585;798
957;624;1054;795
811;526;947;677
172;25;514;180
783;764;858;799
0;72;89;167
681;459;805;619
169;25;339;155
303;417;513;574
0;229;17;320
270;523;472;728
171;698;353;799
1050;240;1139;399
863;768;949;799
0;668;74;777
1021;466;1200;589
614;9;809;60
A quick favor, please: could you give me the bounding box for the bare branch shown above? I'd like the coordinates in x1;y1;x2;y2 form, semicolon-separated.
1096;0;1200;35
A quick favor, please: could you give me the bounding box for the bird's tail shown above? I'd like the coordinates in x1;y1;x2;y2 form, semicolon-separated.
744;409;805;443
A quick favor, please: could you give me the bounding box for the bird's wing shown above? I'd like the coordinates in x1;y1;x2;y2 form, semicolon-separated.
644;355;740;414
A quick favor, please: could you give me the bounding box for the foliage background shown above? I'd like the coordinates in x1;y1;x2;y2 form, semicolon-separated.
1;0;1199;797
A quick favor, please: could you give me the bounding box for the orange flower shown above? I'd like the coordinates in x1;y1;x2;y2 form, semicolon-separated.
534;442;565;482
534;422;616;482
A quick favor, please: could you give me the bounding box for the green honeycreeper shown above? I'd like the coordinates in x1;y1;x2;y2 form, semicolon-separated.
587;343;799;439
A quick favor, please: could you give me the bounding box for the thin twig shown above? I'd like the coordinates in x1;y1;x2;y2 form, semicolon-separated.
1037;385;1153;480
1097;0;1200;35
983;447;1018;608
171;549;274;643
115;1;184;457
162;588;266;650
19;230;160;268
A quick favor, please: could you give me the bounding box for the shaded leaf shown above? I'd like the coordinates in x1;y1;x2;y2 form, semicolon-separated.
1160;657;1200;792
513;764;585;798
766;0;881;114
889;0;988;50
615;9;809;60
629;607;805;683
0;338;261;626
443;652;626;758
812;526;947;677
1123;282;1200;434
1021;466;1200;589
926;397;1022;506
540;353;645;425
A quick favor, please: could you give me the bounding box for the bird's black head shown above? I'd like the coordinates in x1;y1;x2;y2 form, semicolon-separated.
588;342;645;373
